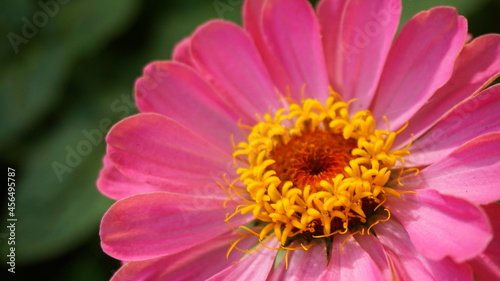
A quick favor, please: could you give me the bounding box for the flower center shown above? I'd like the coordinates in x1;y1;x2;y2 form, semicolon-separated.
269;130;357;190
227;94;411;249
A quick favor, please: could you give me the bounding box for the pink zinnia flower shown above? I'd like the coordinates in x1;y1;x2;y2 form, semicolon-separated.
98;0;500;280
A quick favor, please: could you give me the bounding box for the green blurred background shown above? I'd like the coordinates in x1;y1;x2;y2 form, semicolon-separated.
1;0;498;280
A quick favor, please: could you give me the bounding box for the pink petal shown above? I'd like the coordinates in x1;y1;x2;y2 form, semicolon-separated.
206;239;279;281
317;0;401;111
190;20;280;120
395;34;500;148
321;235;384;280
242;0;264;44
406;84;500;166
354;234;392;280
246;0;329;101
100;192;252;261
106;113;233;199
469;203;500;281
465;33;473;43
111;233;258;281
97;156;160;200
316;0;349;98
371;7;467;129
375;218;473;280
386;189;492;262
135;61;241;152
268;243;328;281
403;132;500;204
243;0;290;100
172;36;195;67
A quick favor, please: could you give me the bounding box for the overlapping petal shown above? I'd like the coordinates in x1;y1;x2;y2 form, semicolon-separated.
407;85;500;166
190;20;280;120
101;192;252;261
318;0;401;111
316;0;349;97
206;240;279;281
106;113;233;198
321;235;384;280
269;242;328;281
387;189;492;262
403;132;500;204
97;156;160;200
135;61;241;151
111;233;258;281
371;7;467;129
354;234;392;280
469;203;500;281
244;0;329;101
376;219;472;280
395;34;500;147
172;36;195;67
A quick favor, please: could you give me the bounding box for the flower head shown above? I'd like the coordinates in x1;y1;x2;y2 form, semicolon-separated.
98;0;500;280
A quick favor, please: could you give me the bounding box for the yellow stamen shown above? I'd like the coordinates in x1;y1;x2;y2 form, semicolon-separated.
225;92;413;251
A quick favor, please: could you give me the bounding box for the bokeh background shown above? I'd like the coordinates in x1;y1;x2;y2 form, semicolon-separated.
1;0;499;280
